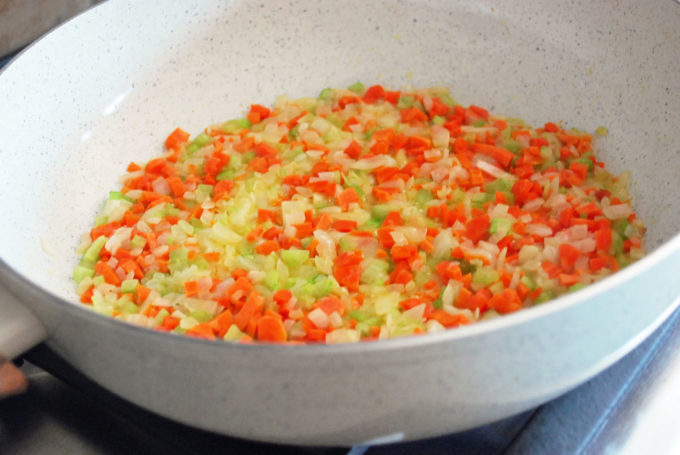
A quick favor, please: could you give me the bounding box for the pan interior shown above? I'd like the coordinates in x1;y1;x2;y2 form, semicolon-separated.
0;0;678;303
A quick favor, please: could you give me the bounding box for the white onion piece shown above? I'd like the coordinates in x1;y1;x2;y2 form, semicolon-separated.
151;176;171;196
522;198;545;212
526;224;552;237
352;155;396;169
603;204;633;220
570;238;597;253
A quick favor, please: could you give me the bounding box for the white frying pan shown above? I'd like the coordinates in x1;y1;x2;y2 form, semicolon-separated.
1;0;679;446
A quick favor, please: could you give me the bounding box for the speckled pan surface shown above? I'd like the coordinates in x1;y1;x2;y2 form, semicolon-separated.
0;0;679;445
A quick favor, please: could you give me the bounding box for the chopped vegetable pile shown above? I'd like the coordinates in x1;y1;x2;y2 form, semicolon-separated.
74;83;646;343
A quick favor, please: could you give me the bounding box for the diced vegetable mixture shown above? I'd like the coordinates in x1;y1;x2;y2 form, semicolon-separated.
74;84;646;343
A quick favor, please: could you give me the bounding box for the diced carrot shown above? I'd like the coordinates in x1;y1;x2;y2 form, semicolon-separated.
257;316;287;342
559;244;580;271
184;280;200;297
186;323;216;340
208;310;233;338
255;240;280;254
95;261;121;285
233;292;265;331
337;187;360;211
165;128;190;151
430;310;469;328
333;219;357;232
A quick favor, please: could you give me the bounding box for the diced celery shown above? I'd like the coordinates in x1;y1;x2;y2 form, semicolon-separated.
223;324;246;341
375;292;399;315
190;310;214;323
473;268;500;286
109;191;132;202
610;231;624;256
319;88;334;100
130;235;147;249
612;219;629;238
93;215;108;226
169;247;188;272
414;189;433;207
348;82;364;93
371;204;399;221
361;260;389;285
457;260;476;275
349;310;369;321
502;140;522;154
263;270;279;290
484;178;513;195
82;236;107;266
535;289;555;304
73;265;94;283
449;188;465;204
472;119;486;127
311;278;333;298
571;157;593;172
288;125;300;139
186;133;213;154
281;249;310;267
432;116;446;125
569;283;586;292
154;309;170;325
217;168;235;181
242;151;256;164
120;279;139;293
397;96;415;109
92;276;105;286
520;275;536;291
118;300;140;314
222;118;251;134
489;217;513;236
361;218;382;230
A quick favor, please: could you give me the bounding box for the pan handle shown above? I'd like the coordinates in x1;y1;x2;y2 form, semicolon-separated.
0;282;46;360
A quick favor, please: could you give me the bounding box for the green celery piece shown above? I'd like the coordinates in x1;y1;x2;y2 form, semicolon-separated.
457;260;476;275
612;219;629;238
472;268;500;286
280;249;310;267
120;279;139;293
397;96;415;109
190;310;214;323
186;133;213;154
93;215;108;226
288;125;300;139
485;178;513;195
348;82;364;93
82;236;108;266
154;309;170;325
319;88;334;100
130;235;147;249
371;204;399;221
311;278;333;298
572;157;594;172
73;265;95;283
349;310;369;321
432;116;446;125
217;168;235;181
489;217;513;235
223;324;245;341
569;283;587;292
263;270;279;291
503;139;522;154
242;151;256;163
221;118;251;134
414;189;434;207
109;191;132;202
535;289;556;304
